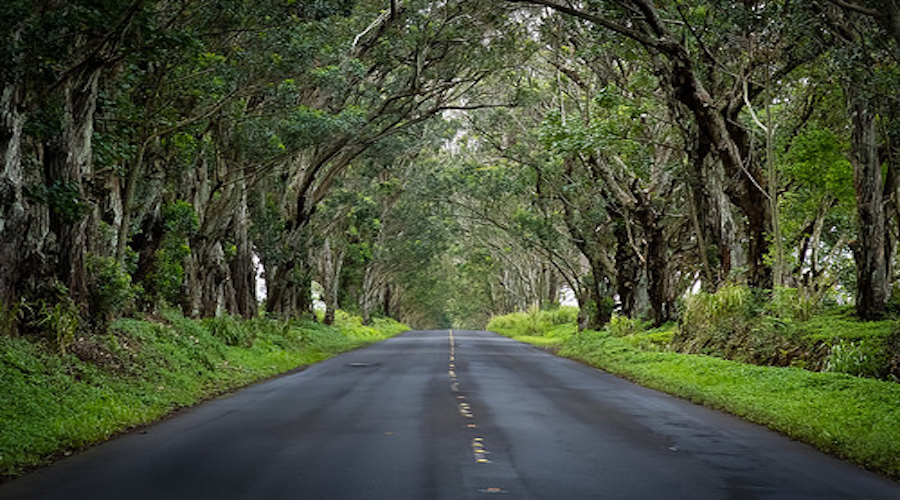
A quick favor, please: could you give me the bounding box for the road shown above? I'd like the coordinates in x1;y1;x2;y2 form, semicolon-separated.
1;329;898;499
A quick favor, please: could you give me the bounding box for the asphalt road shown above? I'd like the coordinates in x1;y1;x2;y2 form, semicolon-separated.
2;329;899;499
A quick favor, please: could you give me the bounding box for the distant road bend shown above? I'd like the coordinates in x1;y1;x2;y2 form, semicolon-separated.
2;329;898;499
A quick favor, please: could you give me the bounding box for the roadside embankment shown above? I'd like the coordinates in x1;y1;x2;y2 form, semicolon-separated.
487;306;900;481
0;310;407;479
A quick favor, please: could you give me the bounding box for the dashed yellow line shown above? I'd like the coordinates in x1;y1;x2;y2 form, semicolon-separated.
448;330;493;465
472;437;491;463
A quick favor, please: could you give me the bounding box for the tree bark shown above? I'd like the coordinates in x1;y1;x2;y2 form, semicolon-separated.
229;183;257;318
318;237;344;326
265;225;315;319
637;206;671;325
360;260;381;325
578;255;613;331
0;82;27;307
847;84;889;318
613;218;643;318
44;66;103;306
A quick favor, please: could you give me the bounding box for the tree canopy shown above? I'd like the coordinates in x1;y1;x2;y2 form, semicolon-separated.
1;0;898;333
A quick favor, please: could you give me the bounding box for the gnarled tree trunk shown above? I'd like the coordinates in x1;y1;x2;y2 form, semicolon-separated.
318;236;344;325
0;81;27;308
229;183;257;318
847;84;889;319
44;66;103;307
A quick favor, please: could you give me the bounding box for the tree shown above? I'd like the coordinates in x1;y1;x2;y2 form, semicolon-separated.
0;0;146;317
817;0;897;317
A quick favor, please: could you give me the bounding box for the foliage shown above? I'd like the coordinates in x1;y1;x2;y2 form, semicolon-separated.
87;255;137;330
767;287;819;322
203;316;256;348
148;201;198;306
24;181;89;224
826;339;891;379
0;310;407;479
672;286;900;375
681;285;755;329
487;306;578;347
607;315;652;338
675;285;763;361
0;299;26;337
23;297;81;357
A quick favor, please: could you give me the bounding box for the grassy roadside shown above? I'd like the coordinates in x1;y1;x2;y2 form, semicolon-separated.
0;310;408;479
487;308;900;481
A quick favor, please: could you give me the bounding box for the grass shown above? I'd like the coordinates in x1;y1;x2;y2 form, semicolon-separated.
487;309;900;481
0;309;407;479
485;306;578;347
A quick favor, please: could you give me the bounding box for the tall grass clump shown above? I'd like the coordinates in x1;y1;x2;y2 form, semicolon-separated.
826;339;892;379
607;315;651;337
487;306;578;342
768;287;819;322
674;285;756;356
673;285;828;368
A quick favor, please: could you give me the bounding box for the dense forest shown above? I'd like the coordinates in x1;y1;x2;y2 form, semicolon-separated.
1;0;898;335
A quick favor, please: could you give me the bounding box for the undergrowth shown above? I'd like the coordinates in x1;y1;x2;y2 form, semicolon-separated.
674;286;899;377
0;310;407;479
486;306;578;347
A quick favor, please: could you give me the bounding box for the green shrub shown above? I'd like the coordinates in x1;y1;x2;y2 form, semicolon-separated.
608;315;650;337
486;307;580;348
826;339;890;379
0;298;26;337
542;306;579;326
87;255;137;329
622;323;677;352
487;311;530;337
26;298;80;356
204;316;255;347
680;284;754;330
674;286;831;368
674;285;755;357
147;201;199;306
768;287;818;321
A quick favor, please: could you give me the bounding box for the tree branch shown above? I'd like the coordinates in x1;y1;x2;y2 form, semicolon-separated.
506;0;662;49
825;0;880;17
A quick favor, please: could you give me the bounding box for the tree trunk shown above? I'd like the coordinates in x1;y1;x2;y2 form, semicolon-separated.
543;265;559;307
318;237;344;326
185;240;229;318
669;83;740;290
560;165;614;330
265;225;314;319
359;261;380;325
229;184;257;318
659;49;770;287
847;85;889;319
613;218;649;318
383;283;399;320
0;82;27;308
44;67;103;307
725;114;773;288
266;259;314;318
638;206;671;325
576;255;612;331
